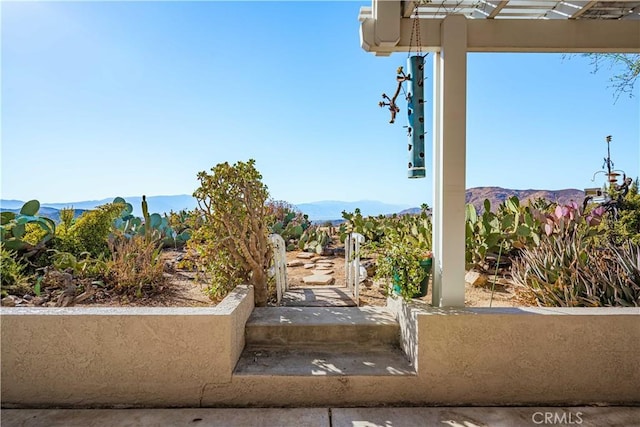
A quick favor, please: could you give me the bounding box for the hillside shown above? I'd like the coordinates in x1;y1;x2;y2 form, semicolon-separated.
465;187;585;212
295;200;411;221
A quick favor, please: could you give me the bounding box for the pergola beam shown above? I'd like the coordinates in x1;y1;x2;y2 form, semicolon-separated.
487;0;509;19
402;1;418;18
360;16;640;54
570;0;598;19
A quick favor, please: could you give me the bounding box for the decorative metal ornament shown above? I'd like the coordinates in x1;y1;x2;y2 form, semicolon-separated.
377;1;428;179
407;55;426;179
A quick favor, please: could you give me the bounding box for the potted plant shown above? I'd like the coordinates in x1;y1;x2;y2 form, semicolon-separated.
371;233;432;300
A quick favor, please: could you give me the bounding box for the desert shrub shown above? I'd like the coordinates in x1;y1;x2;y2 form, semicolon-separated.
1;247;32;297
22;222;50;246
607;179;640;245
59;207;75;231
465;197;545;268
189;159;272;306
56;203;123;258
512;236;640;307
49;249;108;280
1;200;56;269
167;209;198;236
106;234;164;296
339;208;389;244
265;200;311;250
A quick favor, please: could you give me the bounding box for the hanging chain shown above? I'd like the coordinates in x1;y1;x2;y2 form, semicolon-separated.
409;0;424;58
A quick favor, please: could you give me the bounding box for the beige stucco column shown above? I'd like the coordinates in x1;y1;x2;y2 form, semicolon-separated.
432;14;467;307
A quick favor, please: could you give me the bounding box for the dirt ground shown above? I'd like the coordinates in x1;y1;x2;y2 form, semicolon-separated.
284;249;520;308
3;246;521;308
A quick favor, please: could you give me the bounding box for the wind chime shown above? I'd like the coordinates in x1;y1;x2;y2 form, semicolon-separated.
584;135;631;210
379;2;428;179
599;135;626;184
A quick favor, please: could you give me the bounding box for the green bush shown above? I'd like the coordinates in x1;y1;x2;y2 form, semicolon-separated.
1;247;32;297
372;233;431;301
56;203;123;258
49;249;108;280
609;179;640;244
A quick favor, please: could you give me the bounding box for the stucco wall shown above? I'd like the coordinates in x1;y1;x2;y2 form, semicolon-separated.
389;299;640;405
1;285;254;408
3;287;638;408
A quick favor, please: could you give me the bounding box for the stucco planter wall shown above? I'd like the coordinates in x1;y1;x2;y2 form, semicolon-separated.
1;285;254;408
388;297;640;405
2;285;639;408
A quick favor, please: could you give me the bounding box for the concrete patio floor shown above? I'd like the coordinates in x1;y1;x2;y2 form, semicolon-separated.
2;406;639;427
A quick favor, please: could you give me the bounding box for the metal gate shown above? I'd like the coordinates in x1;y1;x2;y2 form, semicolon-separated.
345;232;365;306
268;233;288;305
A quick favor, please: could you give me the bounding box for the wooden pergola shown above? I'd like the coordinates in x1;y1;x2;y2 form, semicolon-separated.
359;0;640;307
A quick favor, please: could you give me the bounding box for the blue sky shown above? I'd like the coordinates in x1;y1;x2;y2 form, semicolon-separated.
2;1;638;207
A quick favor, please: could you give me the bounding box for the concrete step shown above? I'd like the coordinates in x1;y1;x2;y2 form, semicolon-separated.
281;287;357;307
245;307;399;348
234;347;416;377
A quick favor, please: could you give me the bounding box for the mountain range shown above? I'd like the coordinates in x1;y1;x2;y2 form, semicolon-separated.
465;187;585;212
0;187;587;222
0;195;198;219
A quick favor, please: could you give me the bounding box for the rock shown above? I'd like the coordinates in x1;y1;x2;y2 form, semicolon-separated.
316;263;334;269
333;247;346;257
296;252;315;260
362;260;377;277
43;270;73;289
302;275;335;285
1;296;16;307
359;266;368;282
313;269;334;275
303;263;315;269
163;261;176;273
56;285;77;307
287;260;304;267
465;270;488;287
22;294;33;301
320;247;334;256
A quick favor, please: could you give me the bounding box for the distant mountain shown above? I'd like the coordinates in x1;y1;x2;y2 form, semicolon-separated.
1;207;87;223
1;195;198;217
1;187;586;224
294;200;412;222
465;187;585;212
0;199;39;210
397;207;424;215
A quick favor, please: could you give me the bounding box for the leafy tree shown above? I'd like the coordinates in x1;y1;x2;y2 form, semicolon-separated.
190;159;273;306
611;178;640;244
582;53;640;100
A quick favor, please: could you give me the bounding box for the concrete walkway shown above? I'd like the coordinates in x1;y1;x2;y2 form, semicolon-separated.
2;407;639;427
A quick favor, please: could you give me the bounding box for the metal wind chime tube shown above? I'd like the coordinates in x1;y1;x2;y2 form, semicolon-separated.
407;55;426;179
